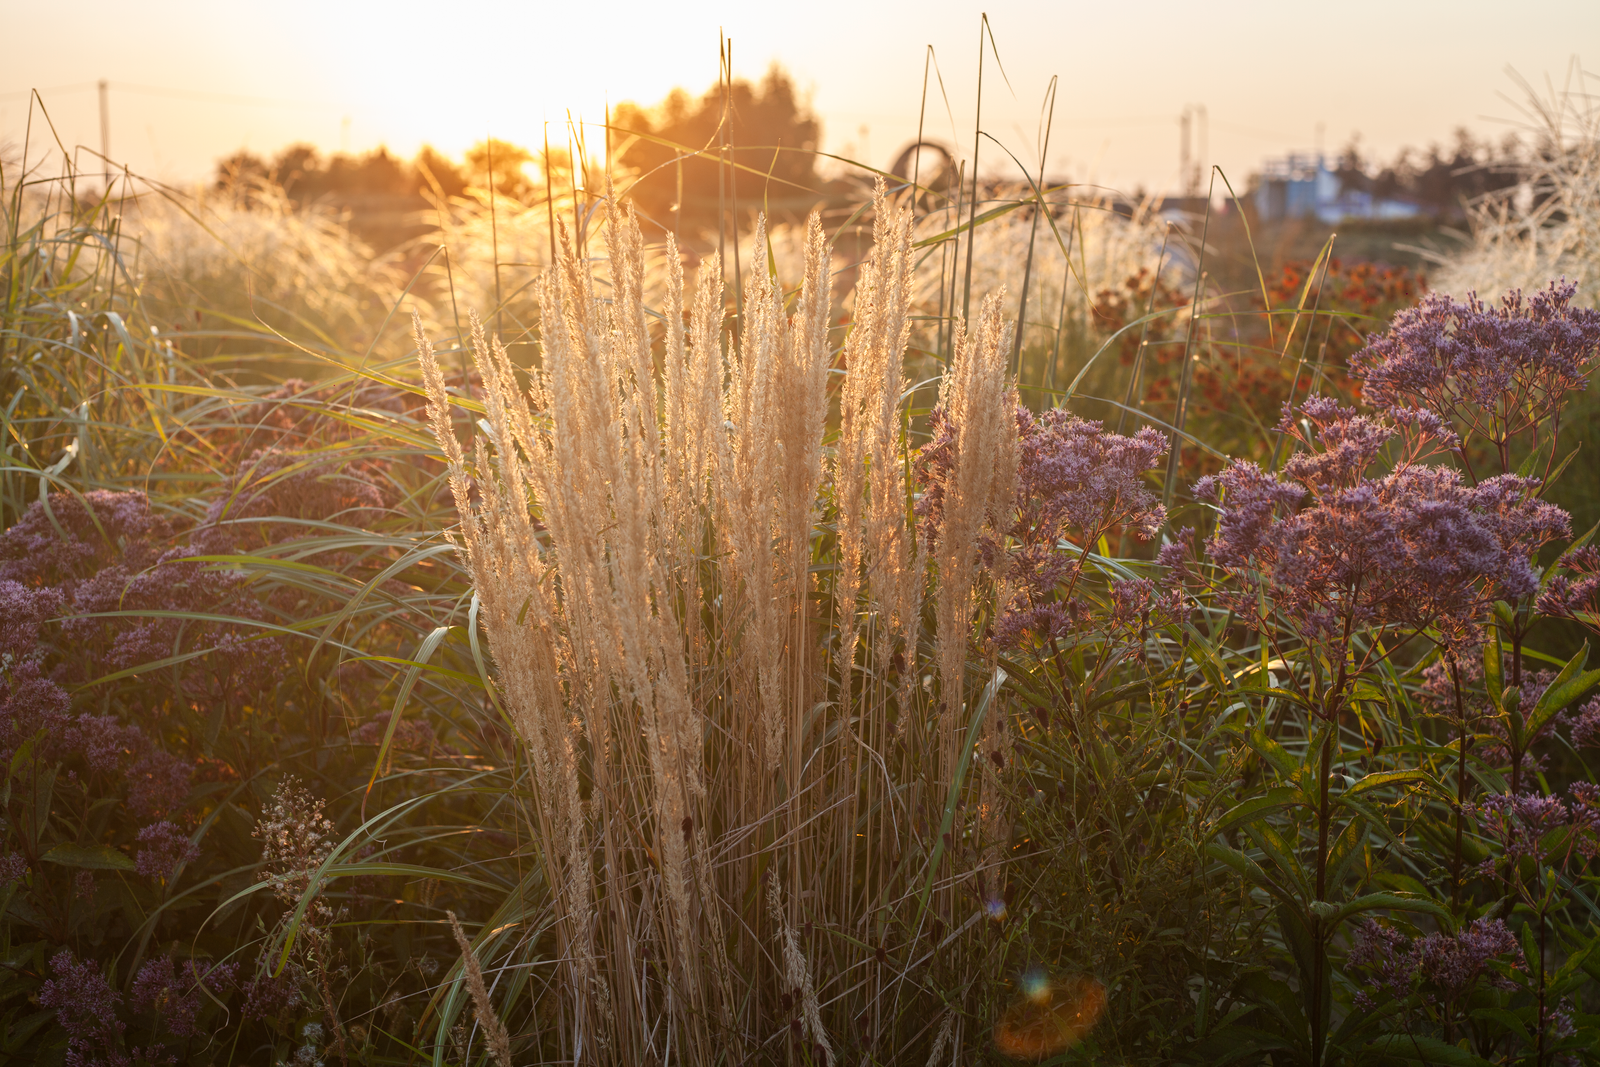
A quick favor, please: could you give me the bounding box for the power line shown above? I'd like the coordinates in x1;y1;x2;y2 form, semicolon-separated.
0;81;328;108
0;82;97;101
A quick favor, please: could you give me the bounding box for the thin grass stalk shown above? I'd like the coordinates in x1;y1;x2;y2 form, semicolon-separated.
1011;76;1057;376
1161;169;1217;517
1115;225;1171;435
960;17;986;323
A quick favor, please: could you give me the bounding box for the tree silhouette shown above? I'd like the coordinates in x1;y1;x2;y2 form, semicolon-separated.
612;63;821;236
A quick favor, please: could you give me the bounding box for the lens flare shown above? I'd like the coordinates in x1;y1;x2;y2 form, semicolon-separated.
994;974;1106;1061
1020;967;1052;1004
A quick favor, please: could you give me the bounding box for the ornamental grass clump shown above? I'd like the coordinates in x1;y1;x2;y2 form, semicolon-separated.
417;181;1019;1064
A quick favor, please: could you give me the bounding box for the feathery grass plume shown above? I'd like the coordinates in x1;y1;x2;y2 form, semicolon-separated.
414;309;604;1041
717;211;834;770
538;211;720;1054
766;871;835;1066
418;180;1028;1062
447;911;514;1067
1431;65;1600;304
659;232;723;542
925;1010;956;1067
925;292;1018;778
835;181;922;718
718;212;790;767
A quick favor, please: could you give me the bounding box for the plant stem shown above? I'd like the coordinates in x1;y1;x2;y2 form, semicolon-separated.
1312;716;1333;1067
1451;654;1467;909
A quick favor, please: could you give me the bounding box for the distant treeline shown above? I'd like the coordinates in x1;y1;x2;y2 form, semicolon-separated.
214;69;1539;252
1328;128;1524;219
214;65;827;250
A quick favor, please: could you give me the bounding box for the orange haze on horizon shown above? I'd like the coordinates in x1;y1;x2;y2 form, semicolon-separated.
2;0;1595;197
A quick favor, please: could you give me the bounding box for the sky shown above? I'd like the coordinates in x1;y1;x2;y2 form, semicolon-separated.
2;0;1595;195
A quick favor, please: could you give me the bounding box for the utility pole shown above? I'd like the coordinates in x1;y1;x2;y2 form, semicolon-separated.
1179;107;1192;197
1179;104;1209;199
98;79;110;190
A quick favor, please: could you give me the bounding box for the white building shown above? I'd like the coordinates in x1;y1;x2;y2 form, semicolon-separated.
1255;153;1421;223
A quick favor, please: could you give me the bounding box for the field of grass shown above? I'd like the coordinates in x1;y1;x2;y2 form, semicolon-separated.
3;59;1600;1067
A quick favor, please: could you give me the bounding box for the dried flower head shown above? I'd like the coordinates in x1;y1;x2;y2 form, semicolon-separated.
254;776;338;911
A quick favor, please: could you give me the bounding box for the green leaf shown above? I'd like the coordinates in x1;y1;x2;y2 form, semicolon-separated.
1469;1006;1531;1043
1210;787;1305;838
914;667;1006;922
1245;821;1310;896
1484;625;1504;706
1247;727;1299;780
1275;901;1327;1026
1527;642;1599;739
365;624;452;798
42;843;135;871
1521;922;1541;985
1364;1033;1493;1066
1205;842;1296;905
1324;820;1367;891
1346;769;1437;798
1331;891;1448;927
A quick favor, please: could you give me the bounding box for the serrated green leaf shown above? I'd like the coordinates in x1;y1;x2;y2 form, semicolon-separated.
1245;821;1310;896
1325;820;1367;890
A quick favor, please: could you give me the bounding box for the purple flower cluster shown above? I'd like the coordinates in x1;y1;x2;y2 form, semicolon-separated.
0;851;27;886
39;950;128;1067
1415;919;1524;1000
135;821;201;879
1197;397;1568;644
1345;919;1417;1009
0;489;285;723
921;406;1171;651
1540;546;1600;636
353;711;437;753
1466;786;1600;869
239;966;304;1023
1567;696;1600;749
38;949;238;1066
1011;407;1168;546
129;956;238;1041
1346;918;1523;1012
1350;280;1600;458
196;446;389;556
